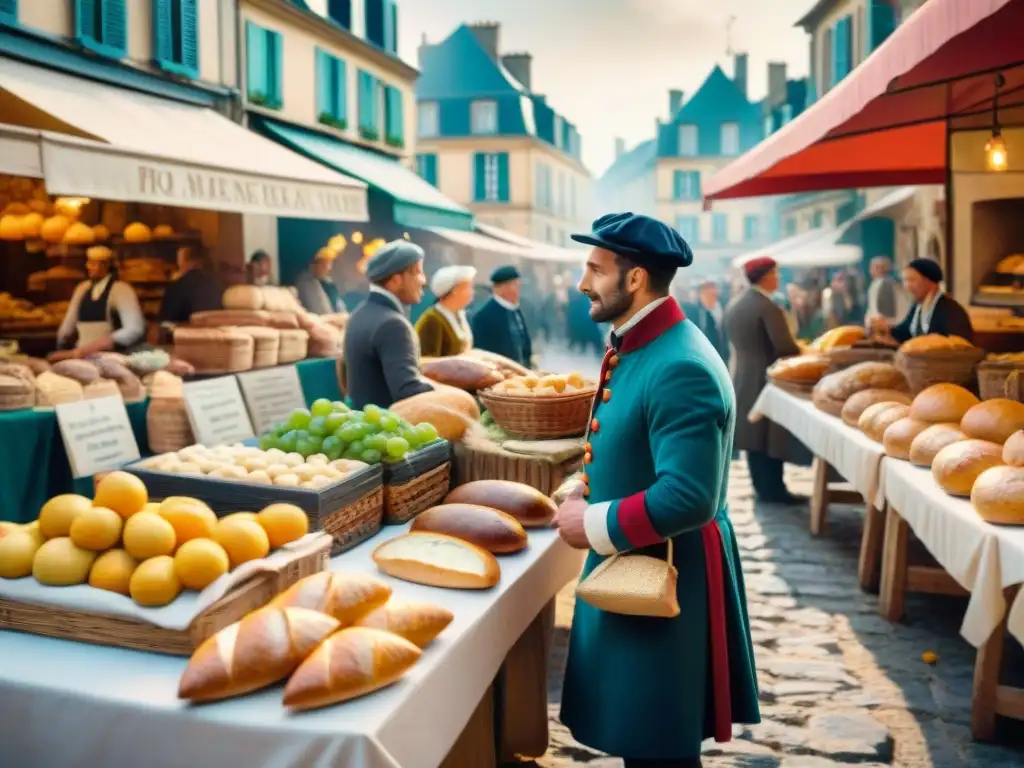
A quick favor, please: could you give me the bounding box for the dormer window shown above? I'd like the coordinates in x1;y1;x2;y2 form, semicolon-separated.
721;122;740;155
678;124;698;156
470;100;498;134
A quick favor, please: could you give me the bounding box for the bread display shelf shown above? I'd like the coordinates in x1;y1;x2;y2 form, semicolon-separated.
126;462;384;555
454;436;585;497
0;543;328;656
381;440;453;525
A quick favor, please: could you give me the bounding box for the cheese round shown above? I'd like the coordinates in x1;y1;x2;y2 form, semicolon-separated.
841;389;912;427
909;383;980;424
909;423;967;467
882;418;930;460
971;465;1024;524
931;439;1004;497
960;399;1024;445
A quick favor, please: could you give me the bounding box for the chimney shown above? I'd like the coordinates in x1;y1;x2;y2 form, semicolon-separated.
614;137;626;158
668;89;684;118
502;52;532;90
468;22;500;60
417;33;433;69
767;62;788;105
733;53;748;97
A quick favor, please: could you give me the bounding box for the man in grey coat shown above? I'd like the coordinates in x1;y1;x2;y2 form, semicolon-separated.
724;256;805;504
343;240;434;409
296;249;346;315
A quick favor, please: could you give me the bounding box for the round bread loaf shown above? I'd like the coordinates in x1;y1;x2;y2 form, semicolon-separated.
812;362;907;404
842;389;912;427
909;423;967;467
909;383;980;424
860;403;910;443
960;399;1024;445
51;359;101;385
971;465;1024;524
931;439;1004;497
410;504;528;554
769;355;831;384
443;480;557;528
1005;431;1024;467
882;418;931;460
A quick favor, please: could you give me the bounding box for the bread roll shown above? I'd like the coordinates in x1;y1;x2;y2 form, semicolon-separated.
372;532;500;589
813;362;908;402
909;423;967;467
842;389;912;427
882;418;930;460
971;465;1024;524
811;325;867;352
1005;430;1024;467
444;480;557;527
909;383;980;424
353;601;454;648
859;403;910;443
410;503;528;554
931;439;1004;496
387;400;474;442
283;627;421;711
960;399;1024;445
270;571;392;625
768;355;830;384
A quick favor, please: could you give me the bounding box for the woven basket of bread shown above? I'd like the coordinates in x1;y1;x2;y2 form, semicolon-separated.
480;387;596;439
826;345;896;372
278;329;310;364
147;396;194;453
978;354;1024;402
173;327;255;374
236;326;281;368
767;354;830;398
894;334;985;395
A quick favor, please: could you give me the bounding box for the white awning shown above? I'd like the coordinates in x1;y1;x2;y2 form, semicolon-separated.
776;241;863;268
474;223;586;264
854;186;917;222
427;227;532;259
0;59;368;221
732;227;838;268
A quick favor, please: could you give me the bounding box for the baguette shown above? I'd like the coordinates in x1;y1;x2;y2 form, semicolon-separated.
444;480;557;528
353;600;454;648
283;627;422;711
270;572;392;625
178;606;339;702
372;531;501;589
410;503;528;554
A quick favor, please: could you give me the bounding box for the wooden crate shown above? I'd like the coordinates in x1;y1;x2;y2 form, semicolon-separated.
453;437;585;497
0;539;330;656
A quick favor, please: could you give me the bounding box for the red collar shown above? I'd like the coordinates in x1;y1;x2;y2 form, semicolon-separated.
614;298;686;354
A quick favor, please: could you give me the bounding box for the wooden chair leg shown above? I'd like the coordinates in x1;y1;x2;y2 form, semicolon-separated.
810;457;829;536
878;505;909;621
858;501;885;593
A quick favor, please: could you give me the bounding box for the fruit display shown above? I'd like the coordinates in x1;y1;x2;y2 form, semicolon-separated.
486;372;596;397
0;472;311;608
257;398;443;465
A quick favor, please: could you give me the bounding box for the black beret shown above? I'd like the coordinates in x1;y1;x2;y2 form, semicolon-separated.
490;265;521;284
907;258;943;284
570;212;694;270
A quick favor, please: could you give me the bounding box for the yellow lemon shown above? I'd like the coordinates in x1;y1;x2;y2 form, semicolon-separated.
220;512;258;525
0;530;43;579
93;471;148;519
122;511;177;560
32;537;97;586
88;549;139;595
69;506;123;551
129;555;182;607
174;538;230;590
256;503;309;548
38;494;92;539
158;497;217;544
0;521;21;539
213;517;270;568
141;502;162;515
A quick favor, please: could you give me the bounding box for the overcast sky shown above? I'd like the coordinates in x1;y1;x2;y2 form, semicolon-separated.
398;0;815;176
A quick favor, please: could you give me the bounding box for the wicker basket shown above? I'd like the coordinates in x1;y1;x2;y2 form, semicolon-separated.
278;329;309;364
978;360;1024;402
146;396;194;453
384;461;452;524
894;347;986;395
827;346;896;373
768;375;817;398
322;485;384;554
479;388;597;439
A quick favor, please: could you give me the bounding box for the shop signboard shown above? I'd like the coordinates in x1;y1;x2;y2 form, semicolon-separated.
55;396;141;479
182;377;255;447
237;366;306;435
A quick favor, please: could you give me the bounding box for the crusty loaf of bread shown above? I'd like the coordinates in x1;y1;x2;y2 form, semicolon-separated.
841;389;912;427
1005;430;1024;467
900;334;974;354
353;600;454;648
443;480;557;528
270;572;392;626
910;383;980;424
909;423;967;467
812;362;907;406
372;531;501;589
883;417;931;460
960;399;1024;445
859;402;910;443
768;354;831;384
971;465;1024;524
931;439;1004;497
410;503;528;554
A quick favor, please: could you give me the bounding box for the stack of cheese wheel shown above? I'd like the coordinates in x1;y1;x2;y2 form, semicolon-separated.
888;384;977;466
173;327;255;374
237;326;281;368
277;329;310;364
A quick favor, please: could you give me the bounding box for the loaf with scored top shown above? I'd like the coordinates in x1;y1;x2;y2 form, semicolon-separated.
270;571;392;626
353;600;454;648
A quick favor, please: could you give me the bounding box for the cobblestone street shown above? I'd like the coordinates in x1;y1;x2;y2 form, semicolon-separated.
534;460;1024;768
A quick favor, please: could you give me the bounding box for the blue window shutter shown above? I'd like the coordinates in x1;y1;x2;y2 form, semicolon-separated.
337;58;347;123
315;49;329;117
327;0;351;29
426;155;437;186
497;153;510;202
473;154;486;202
178;0;199;78
245;21;266;100
673;170;682;200
269;30;283;107
76;0;99;50
98;0;127;58
692;172;702;199
0;0;15;23
153;0;173;65
383;0;397;54
868;0;896;53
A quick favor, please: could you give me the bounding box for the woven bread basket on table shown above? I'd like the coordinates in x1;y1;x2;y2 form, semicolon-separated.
978;357;1024;402
479;387;596;439
895;346;985;395
826;345;896;373
146;396;194;453
173;328;255;374
383;462;452;524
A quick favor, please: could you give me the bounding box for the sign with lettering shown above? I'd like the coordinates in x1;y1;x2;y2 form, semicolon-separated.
55;396;141;479
41;140;369;222
237;366;306;435
182;377;255;447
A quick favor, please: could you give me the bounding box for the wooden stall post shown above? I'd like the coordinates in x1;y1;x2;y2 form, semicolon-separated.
809;457;864;537
972;585;1024;741
858;501;885;593
878;505;910;621
440;682;498;768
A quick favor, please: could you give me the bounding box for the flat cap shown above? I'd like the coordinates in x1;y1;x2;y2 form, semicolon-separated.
490;265;521;285
744;256;777;284
571;212;693;269
907;258;943;284
365;240;424;283
431;264;477;298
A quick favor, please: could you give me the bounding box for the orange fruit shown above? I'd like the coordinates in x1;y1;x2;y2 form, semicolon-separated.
213;517;270;568
158;497;217;545
174;538;230;590
69;506;123;551
89;549;139;595
38;494;92;539
93;472;148;519
256;504;309;548
129;556;181;607
122;511;176;560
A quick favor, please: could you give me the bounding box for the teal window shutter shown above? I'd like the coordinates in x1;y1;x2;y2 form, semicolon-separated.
357;70;379;140
497;153;510;202
178;0;199;78
315;48;335;122
673;170;683;200
384;86;404;147
712;213;727;242
688;171;701;200
0;0;15;24
416;154;437;186
473;154;486;202
154;0;199;79
77;0;128;59
268;30;283;107
245;21;268;102
867;0;896;53
383;0;397;54
743;215;759;242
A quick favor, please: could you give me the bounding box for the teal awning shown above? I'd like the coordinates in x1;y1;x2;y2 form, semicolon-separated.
259;119;473;231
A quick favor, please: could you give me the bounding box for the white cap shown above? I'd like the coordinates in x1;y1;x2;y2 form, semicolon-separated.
430;265;477;298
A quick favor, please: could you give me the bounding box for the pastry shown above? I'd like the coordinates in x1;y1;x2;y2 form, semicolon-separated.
421;355;505;391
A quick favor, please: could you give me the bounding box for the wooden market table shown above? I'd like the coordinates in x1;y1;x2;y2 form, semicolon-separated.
0;524;584;768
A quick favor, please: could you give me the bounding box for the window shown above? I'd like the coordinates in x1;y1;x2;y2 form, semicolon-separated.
812;210;824;228
855;6;864;65
678;124;698;156
474;153;509;203
672;170;700;201
75;0;128;59
245;21;283;109
821;27;833;91
357;70;380;140
153;0;199;78
553;115;564;148
867;0;897;53
470;100;498;134
675;215;699;244
0;0;16;25
418;101;439;138
743;215;760;242
315;48;347;129
720;122;740;156
416;154;437;186
570;178;576;217
712;213;728;243
781;104;793;124
784;217;796;236
534;162;552;211
557;173;565;215
831;16;853;85
383;0;398;54
764;114;774;137
384;85;404;147
326;0;350;29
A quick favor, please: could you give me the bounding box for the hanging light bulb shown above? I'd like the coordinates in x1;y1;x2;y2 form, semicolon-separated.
985;130;1009;172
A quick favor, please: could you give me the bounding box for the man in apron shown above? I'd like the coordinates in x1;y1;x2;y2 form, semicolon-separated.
55;245;147;357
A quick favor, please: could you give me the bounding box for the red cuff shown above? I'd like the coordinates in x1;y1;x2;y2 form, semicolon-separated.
616;491;662;548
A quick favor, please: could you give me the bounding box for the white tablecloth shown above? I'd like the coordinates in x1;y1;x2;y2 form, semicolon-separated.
750;384;887;507
0;526;585;768
883;459;1024;648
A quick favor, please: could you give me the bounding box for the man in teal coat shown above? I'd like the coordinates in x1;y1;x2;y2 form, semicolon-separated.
554;213;760;767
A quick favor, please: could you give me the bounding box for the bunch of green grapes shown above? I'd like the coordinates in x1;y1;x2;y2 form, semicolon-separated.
258;399;441;464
